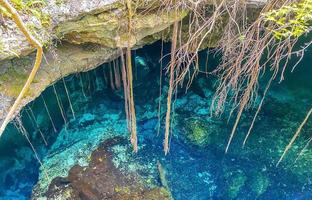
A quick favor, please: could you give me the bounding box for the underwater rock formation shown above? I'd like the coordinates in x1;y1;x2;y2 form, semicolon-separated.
33;137;172;200
224;169;247;199
250;172;270;197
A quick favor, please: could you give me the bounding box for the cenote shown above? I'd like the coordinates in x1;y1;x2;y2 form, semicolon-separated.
0;39;311;200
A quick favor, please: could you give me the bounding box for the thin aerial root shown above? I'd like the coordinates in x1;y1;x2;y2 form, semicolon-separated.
38;129;48;146
28;106;48;146
93;70;100;91
276;107;312;166
79;73;87;99
25;108;37;130
205;49;209;77
243;76;274;147
0;0;43;137
102;65;108;86
14;117;49;180
294;136;312;163
90;71;96;93
164;14;179;155
225;105;244;153
87;72;92;95
62;77;76;119
225;69;259;153
168;86;178;152
52;85;67;125
41;95;57;133
109;63;116;90
113;59;121;89
120;49;130;130
157;37;164;136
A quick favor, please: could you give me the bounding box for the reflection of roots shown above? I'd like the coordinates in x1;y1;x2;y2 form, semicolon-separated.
294;136;312;163
0;0;43;137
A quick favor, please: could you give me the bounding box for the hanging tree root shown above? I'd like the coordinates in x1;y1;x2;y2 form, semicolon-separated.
62;77;76;119
209;0;308;152
157;36;164;136
276;107;312;166
242;74;276;147
120;49;130;130
53;84;67;125
0;0;43;137
41;95;57;133
14;116;49;180
294;136;312;163
126;0;138;152
164;12;179;155
26;105;48;146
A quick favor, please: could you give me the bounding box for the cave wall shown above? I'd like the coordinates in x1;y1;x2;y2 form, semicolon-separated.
0;0;264;132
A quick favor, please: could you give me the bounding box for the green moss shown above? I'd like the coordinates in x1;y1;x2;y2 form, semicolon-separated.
115;186;131;195
185;119;211;147
143;187;173;200
55;0;64;6
225;169;247;199
0;57;32;97
0;39;4;53
55;4;187;48
251;172;270;197
0;4;11;17
10;0;51;28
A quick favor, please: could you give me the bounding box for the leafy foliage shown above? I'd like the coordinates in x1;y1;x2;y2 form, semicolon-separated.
1;0;50;27
264;0;312;39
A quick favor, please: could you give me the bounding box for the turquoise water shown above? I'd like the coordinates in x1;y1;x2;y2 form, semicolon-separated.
0;40;311;200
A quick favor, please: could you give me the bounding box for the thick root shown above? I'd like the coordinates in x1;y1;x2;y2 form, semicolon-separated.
0;0;43;136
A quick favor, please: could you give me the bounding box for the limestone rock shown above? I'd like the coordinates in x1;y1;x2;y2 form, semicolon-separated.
32;137;172;200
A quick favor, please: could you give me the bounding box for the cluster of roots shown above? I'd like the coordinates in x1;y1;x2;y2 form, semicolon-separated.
0;0;311;166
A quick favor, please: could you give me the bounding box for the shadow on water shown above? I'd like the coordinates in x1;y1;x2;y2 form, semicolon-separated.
0;38;311;199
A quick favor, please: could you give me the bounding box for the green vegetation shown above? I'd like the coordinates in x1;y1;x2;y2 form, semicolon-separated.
185;119;210;147
225;169;247;199
251;172;270;197
3;0;51;28
0;0;311;164
264;0;312;39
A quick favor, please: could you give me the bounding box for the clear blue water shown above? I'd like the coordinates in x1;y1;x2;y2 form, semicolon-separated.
0;39;311;200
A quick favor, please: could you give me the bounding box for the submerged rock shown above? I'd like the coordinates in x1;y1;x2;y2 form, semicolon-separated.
250;172;270;197
185;118;211;147
181;117;224;148
224;169;247;199
35;137;172;200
